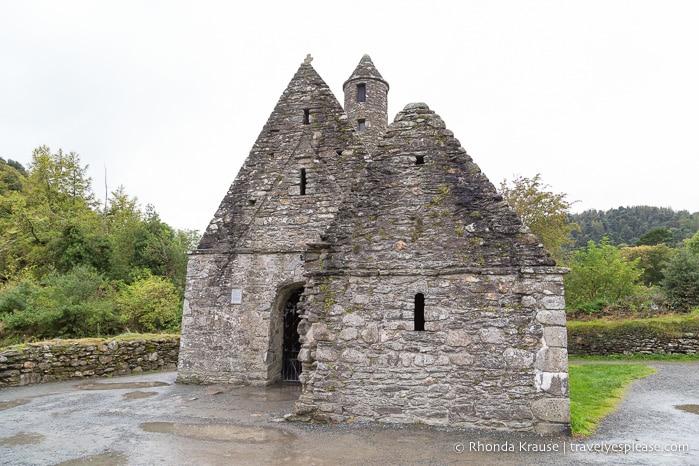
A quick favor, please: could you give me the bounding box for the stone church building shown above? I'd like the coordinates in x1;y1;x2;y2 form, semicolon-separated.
177;55;570;433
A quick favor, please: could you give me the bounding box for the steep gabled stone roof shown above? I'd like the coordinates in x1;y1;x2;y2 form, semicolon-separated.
318;102;555;272
198;60;369;251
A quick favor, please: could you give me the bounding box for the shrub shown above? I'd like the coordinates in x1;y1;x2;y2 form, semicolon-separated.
116;273;181;333
661;248;699;311
620;244;673;287
0;266;119;341
565;238;645;312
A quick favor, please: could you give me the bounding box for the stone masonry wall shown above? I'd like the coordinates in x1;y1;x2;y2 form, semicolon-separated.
290;102;570;433
177;251;306;385
295;267;570;433
179;59;372;386
0;336;179;387
568;332;699;356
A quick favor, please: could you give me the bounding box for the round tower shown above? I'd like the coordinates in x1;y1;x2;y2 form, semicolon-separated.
343;55;389;154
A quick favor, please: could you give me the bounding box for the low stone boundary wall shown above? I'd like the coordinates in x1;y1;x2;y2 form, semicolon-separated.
568;332;699;356
0;335;180;387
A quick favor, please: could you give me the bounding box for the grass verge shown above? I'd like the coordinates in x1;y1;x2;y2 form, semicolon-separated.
569;363;656;436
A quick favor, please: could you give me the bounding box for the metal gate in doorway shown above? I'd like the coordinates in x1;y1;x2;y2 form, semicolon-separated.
282;288;303;382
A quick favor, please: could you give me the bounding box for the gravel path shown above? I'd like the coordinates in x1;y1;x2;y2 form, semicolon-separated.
0;362;697;465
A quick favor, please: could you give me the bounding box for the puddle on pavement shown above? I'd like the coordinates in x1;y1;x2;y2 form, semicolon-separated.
243;385;302;402
0;432;45;447
56;450;128;466
0;399;30;411
123;391;158;400
675;404;699;415
140;422;296;444
76;381;169;390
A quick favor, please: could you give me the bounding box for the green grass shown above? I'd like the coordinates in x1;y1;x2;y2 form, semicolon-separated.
569;363;656;436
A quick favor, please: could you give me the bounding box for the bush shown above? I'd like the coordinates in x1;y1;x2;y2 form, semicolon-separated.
661;248;699;311
620;244;673;287
0;266;119;342
565;238;645;312
116;273;181;333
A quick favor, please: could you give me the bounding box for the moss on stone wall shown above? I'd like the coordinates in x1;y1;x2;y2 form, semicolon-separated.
0;334;179;387
568;314;699;356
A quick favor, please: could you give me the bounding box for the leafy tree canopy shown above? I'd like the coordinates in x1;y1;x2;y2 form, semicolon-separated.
570;206;699;248
620;244;673;287
565;238;645;312
0;147;199;345
499;174;579;262
636;227;674;246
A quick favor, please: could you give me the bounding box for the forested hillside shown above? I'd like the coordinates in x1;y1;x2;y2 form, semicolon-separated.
570;206;699;248
0;147;199;345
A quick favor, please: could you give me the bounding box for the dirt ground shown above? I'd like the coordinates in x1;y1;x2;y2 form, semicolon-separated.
1;363;697;465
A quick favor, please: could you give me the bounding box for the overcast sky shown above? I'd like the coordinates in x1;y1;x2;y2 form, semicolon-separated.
2;1;698;232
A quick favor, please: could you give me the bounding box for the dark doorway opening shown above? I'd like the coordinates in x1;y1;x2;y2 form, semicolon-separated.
282;288;303;382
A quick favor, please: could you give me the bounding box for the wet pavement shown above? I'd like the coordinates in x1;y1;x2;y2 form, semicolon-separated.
0;362;697;465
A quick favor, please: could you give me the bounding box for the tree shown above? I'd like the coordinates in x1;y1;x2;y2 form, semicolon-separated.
620;244;673;287
0;266;119;341
26;146;96;213
661;248;699;311
115;273;181;333
686;230;699;256
0;147;102;280
570;206;699;248
636;227;674;246
0;158;26;195
565;238;644;312
662;231;699;311
499;174;578;262
0;146;197;344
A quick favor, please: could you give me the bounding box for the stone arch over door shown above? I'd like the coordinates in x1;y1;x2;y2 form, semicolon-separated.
266;282;306;384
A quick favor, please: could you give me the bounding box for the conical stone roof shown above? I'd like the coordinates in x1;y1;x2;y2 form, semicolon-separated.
343;54;389;89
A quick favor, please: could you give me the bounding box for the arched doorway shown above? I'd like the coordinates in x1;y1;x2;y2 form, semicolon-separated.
282;288;303;382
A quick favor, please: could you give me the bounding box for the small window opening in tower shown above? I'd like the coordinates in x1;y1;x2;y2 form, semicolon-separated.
303;109;310;125
300;168;307;195
415;155;425;165
357;83;366;103
414;293;425;331
358;119;366;132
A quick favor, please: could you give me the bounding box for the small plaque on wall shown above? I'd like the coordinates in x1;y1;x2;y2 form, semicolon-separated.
231;289;243;304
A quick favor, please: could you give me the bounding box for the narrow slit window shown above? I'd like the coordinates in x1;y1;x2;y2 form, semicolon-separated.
415;155;425;165
300;168;307;195
358;119;366;132
414;293;425;331
303;109;310;125
357;83;366;102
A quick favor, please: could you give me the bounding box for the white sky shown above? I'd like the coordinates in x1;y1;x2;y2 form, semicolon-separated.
2;1;698;232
